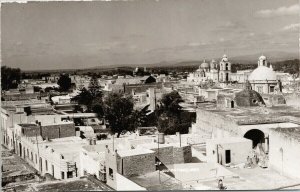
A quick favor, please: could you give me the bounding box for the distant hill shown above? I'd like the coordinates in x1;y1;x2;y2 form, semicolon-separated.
229;51;299;64
23;51;299;73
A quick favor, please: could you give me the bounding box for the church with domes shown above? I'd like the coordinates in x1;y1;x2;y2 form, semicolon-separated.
187;54;283;94
187;54;231;84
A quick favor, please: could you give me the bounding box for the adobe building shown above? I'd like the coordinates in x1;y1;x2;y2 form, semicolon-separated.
269;127;300;179
206;137;252;165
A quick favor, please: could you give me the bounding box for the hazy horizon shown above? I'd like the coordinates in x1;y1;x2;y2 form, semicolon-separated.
2;0;299;70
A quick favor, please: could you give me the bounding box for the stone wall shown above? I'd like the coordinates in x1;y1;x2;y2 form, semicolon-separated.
149;146;174;165
22;125;40;137
193;109;240;137
117;153;156;177
173;145;192;164
41;123;75;139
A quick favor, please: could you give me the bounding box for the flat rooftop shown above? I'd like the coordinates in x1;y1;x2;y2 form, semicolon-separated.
197;102;300;125
129;170;184;190
206;137;252;144
117;148;155;157
32;176;113;191
238;122;299;130
272;127;300;141
42;136;87;160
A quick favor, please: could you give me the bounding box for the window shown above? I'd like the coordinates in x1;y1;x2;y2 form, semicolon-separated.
31;152;33;161
52;165;55;176
35;154;37;163
67;171;73;178
270;86;275;93
257;86;263;93
45;160;48;171
61;172;65;179
109;168;114;180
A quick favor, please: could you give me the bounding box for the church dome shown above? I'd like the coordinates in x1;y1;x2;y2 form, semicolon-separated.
235;81;265;107
235;89;265;107
259;55;267;60
200;60;209;68
248;66;276;81
221;54;228;62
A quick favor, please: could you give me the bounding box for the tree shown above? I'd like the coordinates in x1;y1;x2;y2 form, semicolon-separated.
72;75;104;115
156;91;187;135
57;74;72;92
1;66;21;90
159;91;183;116
71;88;94;109
132;105;151;128
104;93;136;137
88;75;102;98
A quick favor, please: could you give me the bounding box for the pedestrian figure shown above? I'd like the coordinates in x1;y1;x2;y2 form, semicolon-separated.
218;179;227;190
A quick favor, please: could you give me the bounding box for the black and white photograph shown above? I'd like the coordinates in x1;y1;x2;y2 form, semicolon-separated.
1;0;300;191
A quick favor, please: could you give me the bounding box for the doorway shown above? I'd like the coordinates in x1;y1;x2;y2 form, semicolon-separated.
225;150;231;164
39;157;43;172
244;129;265;148
19;143;22;157
231;101;235;108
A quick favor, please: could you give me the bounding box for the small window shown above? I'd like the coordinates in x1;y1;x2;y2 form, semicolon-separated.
52;165;55;176
61;155;64;159
109;168;114;180
45;160;48;171
252;99;258;104
61;172;65;179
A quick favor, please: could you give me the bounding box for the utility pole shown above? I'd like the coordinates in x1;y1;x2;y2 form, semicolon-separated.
157;133;161;184
112;135;115;152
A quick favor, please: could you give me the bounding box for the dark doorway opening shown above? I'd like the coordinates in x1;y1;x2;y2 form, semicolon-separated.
231;101;234;108
67;171;73;178
225;150;231;164
39;157;43;172
19;143;22;157
244;129;265;148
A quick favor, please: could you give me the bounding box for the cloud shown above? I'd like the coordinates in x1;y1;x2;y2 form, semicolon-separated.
256;4;300;18
187;42;200;47
282;23;300;31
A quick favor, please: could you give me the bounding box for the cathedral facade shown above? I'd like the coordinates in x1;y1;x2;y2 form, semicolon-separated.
187;54;231;84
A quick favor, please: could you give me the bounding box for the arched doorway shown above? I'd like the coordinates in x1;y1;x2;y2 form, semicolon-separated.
244;129;265;148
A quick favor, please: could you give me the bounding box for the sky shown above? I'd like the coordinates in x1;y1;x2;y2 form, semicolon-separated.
1;0;299;70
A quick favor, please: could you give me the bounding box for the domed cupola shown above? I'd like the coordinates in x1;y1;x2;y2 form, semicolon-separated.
234;81;265;107
222;54;228;62
200;59;209;69
249;55;276;82
258;55;267;67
